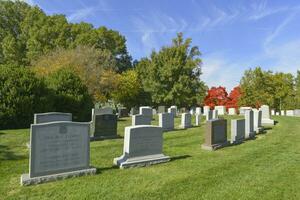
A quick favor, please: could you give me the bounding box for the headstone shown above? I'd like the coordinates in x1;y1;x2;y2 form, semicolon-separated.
212;110;218;119
114;125;170;168
195;114;201;126
294;109;300;117
206;110;213;121
280;110;285;116
139;106;153;118
118;107;128;118
239;107;252;115
34;112;72;124
21;122;96;186
231;119;245;144
286;110;295;116
96;107;114;115
189;108;195;115
130;107;139;116
158;113;174;131
214;106;226;115
152;109;157;115
228;108;236;115
158;106;166;113
91;114;118;140
253;109;263;134
271;110;275;115
245;110;255;139
203;106;210;115
259;105;274;125
168;107;177;117
180;113;192;128
132;114;151;126
201;119;229;150
179;107;187;114
196;107;202;115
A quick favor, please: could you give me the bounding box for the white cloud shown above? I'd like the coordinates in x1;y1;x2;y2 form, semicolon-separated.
67;7;95;22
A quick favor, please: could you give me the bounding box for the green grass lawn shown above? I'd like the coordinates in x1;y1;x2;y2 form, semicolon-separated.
0;115;299;200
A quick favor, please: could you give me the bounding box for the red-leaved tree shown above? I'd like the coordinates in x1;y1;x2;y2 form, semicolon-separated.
204;86;229;109
226;86;241;110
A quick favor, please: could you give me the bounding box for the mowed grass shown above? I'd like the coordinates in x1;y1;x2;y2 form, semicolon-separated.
0;115;299;200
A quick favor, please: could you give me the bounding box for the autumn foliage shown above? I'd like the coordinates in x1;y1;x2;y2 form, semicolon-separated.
204;86;241;110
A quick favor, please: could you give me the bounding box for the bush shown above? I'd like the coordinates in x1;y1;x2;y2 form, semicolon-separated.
46;68;93;121
0;65;51;129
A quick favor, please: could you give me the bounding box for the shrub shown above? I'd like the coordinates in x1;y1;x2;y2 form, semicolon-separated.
46;68;93;121
0;65;51;129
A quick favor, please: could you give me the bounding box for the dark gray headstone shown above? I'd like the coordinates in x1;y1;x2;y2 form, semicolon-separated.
92;114;118;140
34;112;72;124
158;106;166;113
118;107;128;118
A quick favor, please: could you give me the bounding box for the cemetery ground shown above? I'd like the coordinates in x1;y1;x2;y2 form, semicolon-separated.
0;116;299;200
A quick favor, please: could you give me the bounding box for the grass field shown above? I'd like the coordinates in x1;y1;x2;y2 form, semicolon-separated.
0;115;299;200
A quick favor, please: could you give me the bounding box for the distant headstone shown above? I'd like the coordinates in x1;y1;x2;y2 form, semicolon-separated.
168;107;177;117
34;112;72;124
179;107;187;114
130;107;139;116
180;113;192;128
202;119;229;150
245;110;255;139
196;107;202;115
215;106;226;115
228;108;236;115
212;110;218;119
195;114;201;126
206;110;213;121
203;106;210;115
271;109;275;115
118;107;128;118
253;109;263;134
21;122;96;186
231;119;245;144
189;108;195;115
280;110;285;116
276;112;280;116
132;114;151;126
260;105;274;125
152;109;157;115
158;113;174;131
114;125;170;168
286;110;295;116
91;114;118;140
158;106;166;113
139;106;152;118
294;109;300;116
239;107;252;115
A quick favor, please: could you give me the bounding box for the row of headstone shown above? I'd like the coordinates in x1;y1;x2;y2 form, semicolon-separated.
271;109;300;117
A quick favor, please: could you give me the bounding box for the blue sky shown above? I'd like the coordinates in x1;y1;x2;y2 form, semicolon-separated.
24;0;300;90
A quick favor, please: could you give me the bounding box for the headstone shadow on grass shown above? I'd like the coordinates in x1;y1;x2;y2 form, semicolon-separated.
0;144;27;161
169;155;191;162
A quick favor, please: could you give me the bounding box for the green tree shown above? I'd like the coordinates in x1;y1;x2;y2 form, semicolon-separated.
46;68;93;121
295;70;300;108
0;64;51;129
136;33;206;107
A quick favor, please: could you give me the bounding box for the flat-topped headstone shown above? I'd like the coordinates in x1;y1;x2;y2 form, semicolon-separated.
114;125;170;168
21;122;96;186
118;107;128;118
196;107;202;115
228;108;236;115
139;106;152;118
294;109;300;117
286;110;294;116
253;109;263;134
280;110;285;116
195;114;201;126
130;107;139;115
215;106;226;115
132;114;151;126
158;106;166;113
271;110;275;115
259;105;274;125
158;113;174;131
239;107;252;115
202;119;229;150
152;109;157;115
212;110;218;119
203;106;210;115
180;113;192;128
189;108;195;115
276;112;280;116
91;114;118;140
179;107;187;114
168;106;177;117
206;110;213;121
245;110;255;139
34;112;72;124
231;119;245;144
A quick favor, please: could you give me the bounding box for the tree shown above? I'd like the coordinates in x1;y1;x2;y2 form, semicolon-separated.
46;68;93;121
136;32;206;107
296;71;300;108
226;86;241;110
112;70;147;108
0;65;51;129
32;45;116;102
204;86;229;109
